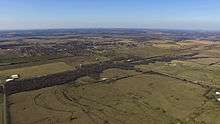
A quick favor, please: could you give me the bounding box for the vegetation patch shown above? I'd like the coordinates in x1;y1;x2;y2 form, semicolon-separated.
0;62;73;79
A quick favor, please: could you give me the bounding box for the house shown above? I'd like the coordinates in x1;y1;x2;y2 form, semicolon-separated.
101;78;108;81
5;79;14;82
216;92;220;95
11;74;19;79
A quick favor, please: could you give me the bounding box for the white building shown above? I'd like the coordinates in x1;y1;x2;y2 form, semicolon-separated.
216;92;220;95
11;74;19;79
5;79;14;82
101;78;108;81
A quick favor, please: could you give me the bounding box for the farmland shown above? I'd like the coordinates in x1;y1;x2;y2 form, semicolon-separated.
7;59;220;124
0;62;73;79
0;29;220;124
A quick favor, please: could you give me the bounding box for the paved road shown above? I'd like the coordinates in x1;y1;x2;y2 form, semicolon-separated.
1;84;8;124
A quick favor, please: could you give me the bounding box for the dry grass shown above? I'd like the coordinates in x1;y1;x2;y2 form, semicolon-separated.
7;41;220;124
8;68;216;124
153;43;181;49
0;62;72;79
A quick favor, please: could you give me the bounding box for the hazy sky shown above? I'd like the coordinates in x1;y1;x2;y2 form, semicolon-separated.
1;0;220;30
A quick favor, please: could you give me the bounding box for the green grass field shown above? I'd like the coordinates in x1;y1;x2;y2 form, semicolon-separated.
6;41;220;124
0;62;73;79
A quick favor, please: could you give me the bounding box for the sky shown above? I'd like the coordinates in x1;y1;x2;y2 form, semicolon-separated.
0;0;220;30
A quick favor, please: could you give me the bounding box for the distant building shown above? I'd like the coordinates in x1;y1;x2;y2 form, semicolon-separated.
5;74;19;83
11;74;19;79
216;92;220;95
5;79;14;82
101;78;108;81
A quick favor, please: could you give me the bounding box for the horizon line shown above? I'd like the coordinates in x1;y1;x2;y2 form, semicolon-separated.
0;27;220;32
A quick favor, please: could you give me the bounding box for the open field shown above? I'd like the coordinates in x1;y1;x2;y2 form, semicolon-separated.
8;68;220;124
5;40;220;124
0;62;73;79
0;94;2;124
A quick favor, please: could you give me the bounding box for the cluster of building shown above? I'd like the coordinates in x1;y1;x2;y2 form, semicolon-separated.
215;91;220;102
5;74;19;82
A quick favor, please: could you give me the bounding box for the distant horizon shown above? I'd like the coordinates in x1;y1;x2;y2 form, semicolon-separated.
1;0;220;30
1;27;220;32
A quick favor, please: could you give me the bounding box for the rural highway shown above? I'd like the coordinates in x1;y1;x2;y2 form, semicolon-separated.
0;83;9;124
